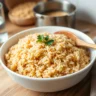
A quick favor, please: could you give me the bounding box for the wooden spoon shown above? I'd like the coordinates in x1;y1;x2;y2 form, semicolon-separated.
55;31;96;49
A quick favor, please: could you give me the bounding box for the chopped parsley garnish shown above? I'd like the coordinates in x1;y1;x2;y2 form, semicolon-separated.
45;35;49;41
45;40;54;45
37;35;44;42
37;35;54;45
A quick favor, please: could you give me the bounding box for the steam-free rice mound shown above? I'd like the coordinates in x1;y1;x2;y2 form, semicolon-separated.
5;32;90;78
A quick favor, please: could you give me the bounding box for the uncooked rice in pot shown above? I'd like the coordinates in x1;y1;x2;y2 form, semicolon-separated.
5;32;90;78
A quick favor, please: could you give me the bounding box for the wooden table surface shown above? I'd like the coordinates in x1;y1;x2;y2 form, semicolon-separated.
0;18;96;96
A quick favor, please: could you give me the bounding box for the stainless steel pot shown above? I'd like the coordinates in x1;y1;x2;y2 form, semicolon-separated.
33;0;76;28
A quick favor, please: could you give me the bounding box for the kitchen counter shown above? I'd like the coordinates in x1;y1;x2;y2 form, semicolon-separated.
0;18;96;96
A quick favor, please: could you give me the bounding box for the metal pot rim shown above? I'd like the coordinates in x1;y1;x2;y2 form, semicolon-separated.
33;0;76;17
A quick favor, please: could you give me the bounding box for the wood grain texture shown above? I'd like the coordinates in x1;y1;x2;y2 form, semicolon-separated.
0;18;96;96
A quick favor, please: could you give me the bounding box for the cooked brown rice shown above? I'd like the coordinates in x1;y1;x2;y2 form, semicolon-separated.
5;32;90;78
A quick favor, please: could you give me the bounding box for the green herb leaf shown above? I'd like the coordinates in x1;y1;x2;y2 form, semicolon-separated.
37;35;54;46
45;40;54;45
45;35;49;41
37;35;44;42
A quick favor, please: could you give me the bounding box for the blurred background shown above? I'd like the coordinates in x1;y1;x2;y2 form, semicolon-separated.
0;0;96;44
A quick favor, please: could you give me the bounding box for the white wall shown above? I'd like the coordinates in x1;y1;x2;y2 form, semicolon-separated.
69;0;96;24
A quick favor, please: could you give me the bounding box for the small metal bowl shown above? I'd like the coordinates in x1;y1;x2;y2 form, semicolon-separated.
33;0;76;28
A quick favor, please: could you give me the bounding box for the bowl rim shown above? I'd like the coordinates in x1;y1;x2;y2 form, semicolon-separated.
0;26;96;81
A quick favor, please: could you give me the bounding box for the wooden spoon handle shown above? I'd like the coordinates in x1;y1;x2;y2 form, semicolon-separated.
77;39;96;49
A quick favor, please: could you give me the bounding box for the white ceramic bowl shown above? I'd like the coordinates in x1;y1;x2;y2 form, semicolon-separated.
0;26;96;92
